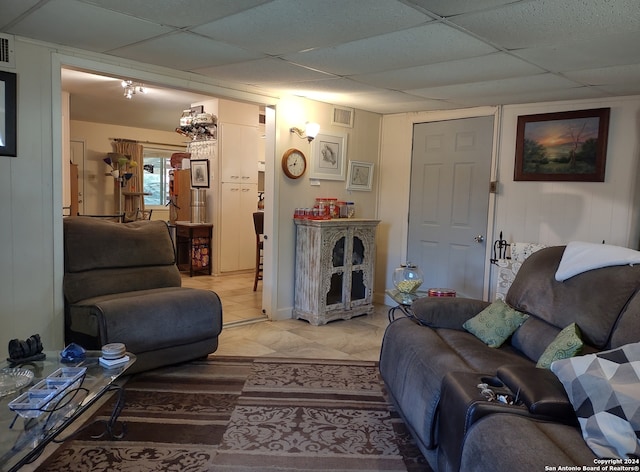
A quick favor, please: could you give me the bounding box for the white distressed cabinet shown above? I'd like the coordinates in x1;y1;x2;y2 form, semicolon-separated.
293;218;380;325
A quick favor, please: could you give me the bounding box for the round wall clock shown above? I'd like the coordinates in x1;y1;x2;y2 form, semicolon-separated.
282;148;307;179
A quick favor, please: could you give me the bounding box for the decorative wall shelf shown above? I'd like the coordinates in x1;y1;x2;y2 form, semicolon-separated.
175;124;217;141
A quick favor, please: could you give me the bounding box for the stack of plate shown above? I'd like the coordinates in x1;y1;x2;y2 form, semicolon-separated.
99;343;129;368
101;343;126;360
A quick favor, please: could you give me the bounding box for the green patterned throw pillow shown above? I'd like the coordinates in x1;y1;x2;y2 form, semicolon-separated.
463;299;528;348
536;323;583;369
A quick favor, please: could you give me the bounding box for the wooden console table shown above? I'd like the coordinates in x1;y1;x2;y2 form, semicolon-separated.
175;221;213;276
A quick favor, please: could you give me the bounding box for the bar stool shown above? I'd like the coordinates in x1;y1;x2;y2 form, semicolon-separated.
253;211;264;291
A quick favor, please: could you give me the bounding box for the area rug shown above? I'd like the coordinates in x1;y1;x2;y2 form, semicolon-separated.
36;356;430;471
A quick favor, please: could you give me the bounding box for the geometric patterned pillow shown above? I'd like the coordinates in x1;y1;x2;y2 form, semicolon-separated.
462;299;528;348
536;323;584;369
550;342;640;458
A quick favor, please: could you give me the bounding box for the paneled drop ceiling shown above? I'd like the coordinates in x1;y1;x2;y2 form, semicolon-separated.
2;0;640;129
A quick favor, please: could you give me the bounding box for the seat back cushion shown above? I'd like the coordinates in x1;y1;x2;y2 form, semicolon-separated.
64;217;180;302
65;217;176;271
506;246;640;350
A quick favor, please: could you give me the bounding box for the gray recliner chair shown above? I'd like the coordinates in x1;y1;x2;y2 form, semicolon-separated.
63;217;223;374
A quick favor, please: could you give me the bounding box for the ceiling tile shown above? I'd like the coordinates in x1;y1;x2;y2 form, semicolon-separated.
13;0;640;116
0;0;41;29
80;0;271;28
110;32;265;71
194;58;335;86
266;77;382;95
565;64;640;86
514;31;640;74
453;87;608;107
283;22;497;76
451;0;640;50
311;89;460;114
405;0;529;17
7;0;173;52
409;73;581;100
192;0;433;56
353;52;544;90
592;83;640;96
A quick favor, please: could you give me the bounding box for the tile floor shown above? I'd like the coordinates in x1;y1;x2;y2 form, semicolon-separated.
181;271;392;362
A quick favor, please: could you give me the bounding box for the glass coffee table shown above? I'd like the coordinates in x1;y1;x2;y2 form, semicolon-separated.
386;288;429;324
0;350;135;471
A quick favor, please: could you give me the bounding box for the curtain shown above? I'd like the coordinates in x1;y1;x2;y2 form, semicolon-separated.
113;140;144;192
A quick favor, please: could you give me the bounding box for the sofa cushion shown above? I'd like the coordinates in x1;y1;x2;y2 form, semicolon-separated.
63;218;181;303
460;414;595;472
68;288;222;353
536;323;583;369
379;318;532;451
64;218;176;272
551;342;640;459
463;299;528;348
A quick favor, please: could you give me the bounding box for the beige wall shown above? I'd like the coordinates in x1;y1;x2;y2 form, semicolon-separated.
272;96;381;320
70;120;185;216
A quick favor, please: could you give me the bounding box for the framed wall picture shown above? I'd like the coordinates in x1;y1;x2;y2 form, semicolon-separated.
310;132;347;180
190;159;210;188
514;108;610;182
0;71;17;157
346;160;374;191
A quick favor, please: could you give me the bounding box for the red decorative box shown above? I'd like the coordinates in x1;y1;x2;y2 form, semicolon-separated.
428;288;456;297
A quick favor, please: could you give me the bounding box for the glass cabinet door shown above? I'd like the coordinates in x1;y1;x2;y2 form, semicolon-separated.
351;236;366;301
327;236;346;305
332;237;345;267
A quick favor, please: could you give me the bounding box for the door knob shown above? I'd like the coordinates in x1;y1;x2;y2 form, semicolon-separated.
474;235;484;243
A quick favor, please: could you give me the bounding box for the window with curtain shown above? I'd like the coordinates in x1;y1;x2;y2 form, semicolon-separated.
143;147;174;207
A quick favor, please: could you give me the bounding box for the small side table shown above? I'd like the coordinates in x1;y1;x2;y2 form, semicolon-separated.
386;288;429;324
175;221;213;276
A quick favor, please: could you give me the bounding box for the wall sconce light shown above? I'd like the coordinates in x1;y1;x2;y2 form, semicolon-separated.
290;122;320;142
121;80;147;99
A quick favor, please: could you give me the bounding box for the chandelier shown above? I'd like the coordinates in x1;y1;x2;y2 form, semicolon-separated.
121;80;147;99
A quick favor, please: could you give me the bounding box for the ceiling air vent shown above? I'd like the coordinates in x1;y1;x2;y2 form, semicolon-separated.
331;106;354;128
0;34;15;67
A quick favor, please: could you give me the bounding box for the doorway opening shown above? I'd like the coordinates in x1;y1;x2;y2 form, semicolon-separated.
61;66;272;324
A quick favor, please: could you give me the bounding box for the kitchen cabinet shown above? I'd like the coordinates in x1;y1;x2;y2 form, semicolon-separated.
293;218;380;325
219;182;258;272
219;122;258;184
217;121;259;272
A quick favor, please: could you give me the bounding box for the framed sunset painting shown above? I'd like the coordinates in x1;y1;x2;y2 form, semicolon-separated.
514;108;610;181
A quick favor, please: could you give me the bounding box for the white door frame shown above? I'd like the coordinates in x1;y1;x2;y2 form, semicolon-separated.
51;53;280;318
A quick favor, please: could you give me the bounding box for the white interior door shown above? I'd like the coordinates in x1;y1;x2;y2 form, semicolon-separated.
407;116;493;298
